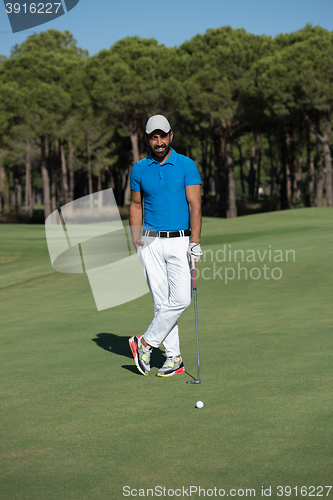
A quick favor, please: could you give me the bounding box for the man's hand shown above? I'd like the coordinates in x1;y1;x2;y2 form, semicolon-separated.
188;242;203;264
134;239;144;252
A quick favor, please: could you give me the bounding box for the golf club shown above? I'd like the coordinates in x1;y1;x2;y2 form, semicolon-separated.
187;256;201;384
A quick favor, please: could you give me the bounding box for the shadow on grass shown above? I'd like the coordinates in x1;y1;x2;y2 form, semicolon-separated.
185;370;198;382
92;332;166;370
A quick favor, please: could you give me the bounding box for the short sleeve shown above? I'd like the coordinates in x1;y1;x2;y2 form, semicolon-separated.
130;163;141;192
184;158;202;186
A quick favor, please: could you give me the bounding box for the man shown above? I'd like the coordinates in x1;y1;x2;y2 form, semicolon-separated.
128;115;203;377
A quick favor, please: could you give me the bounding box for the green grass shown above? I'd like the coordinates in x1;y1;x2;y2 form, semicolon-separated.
1;208;333;500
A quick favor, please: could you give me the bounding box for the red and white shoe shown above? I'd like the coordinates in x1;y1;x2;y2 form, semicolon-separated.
129;335;152;376
156;356;185;377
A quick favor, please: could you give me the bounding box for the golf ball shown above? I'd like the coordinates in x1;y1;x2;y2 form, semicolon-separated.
196;400;204;409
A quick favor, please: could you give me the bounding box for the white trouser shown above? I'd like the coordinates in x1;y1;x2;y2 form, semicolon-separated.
138;235;191;358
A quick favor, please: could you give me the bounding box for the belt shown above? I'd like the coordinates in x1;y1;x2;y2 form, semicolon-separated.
143;229;191;238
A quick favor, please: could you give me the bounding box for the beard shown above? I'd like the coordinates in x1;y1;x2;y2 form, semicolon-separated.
151;143;171;161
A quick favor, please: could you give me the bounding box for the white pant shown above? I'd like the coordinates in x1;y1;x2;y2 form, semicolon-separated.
138;236;191;357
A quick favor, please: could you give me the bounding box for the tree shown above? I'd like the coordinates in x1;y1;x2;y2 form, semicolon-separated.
0;76;24;215
177;27;273;217
3;30;88;218
251;26;333;207
11;29;88;58
85;37;172;205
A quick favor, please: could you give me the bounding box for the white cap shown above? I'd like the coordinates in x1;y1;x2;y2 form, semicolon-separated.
145;115;171;134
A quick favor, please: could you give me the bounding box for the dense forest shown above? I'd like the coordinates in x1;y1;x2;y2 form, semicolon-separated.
0;25;332;221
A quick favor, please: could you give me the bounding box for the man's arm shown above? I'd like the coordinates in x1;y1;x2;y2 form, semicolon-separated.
185;184;202;243
129;190;144;251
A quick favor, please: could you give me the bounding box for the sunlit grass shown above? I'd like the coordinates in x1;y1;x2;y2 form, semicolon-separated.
1;208;332;499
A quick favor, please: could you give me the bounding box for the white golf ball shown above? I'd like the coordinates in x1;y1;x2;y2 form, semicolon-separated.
196;400;204;409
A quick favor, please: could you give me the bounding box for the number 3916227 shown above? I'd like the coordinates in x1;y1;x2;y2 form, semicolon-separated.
5;3;62;14
277;486;332;497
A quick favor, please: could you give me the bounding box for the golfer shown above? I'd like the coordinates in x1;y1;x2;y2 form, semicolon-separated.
129;115;203;377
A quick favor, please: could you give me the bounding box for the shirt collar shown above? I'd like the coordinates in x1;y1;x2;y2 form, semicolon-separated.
148;147;175;166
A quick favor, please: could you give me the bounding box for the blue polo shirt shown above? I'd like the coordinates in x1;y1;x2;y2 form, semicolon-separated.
130;148;201;232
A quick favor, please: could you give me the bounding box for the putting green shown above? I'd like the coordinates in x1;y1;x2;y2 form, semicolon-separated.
1;208;332;500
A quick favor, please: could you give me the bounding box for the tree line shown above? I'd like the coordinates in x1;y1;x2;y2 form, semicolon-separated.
0;25;332;221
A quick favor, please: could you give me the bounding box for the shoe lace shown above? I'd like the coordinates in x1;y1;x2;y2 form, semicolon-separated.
141;343;152;363
162;356;180;368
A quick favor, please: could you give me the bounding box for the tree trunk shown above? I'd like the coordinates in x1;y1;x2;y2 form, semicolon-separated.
97;170;103;208
288;127;296;203
0;149;10;215
123;129;140;206
293;125;303;204
226;139;237;218
249;139;256;201
51;173;57;212
285;131;293;207
41;136;51;219
323;118;332;206
130;130;140;166
60;139;69;205
306;114;332;206
119;167;128;207
14;174;22;213
201;139;209;207
238;138;246;202
110;168;115;191
276;159;282;210
306;126;315;207
25;139;33;217
316;138;324;207
87;131;93;195
213;132;227;217
68;136;75;202
268;135;278;198
48;141;57;212
208;140;215;199
102;167;107;189
280;132;292;210
112;165;122;205
255;133;262;201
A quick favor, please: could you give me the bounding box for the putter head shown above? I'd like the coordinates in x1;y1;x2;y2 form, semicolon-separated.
186;378;201;384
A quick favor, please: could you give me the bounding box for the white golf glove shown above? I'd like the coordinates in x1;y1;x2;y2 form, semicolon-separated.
188;242;203;264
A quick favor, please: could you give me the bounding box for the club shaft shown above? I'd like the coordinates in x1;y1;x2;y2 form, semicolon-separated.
193;287;200;380
191;257;200;381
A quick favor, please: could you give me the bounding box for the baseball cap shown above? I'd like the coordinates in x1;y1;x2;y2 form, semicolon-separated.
145;115;171;134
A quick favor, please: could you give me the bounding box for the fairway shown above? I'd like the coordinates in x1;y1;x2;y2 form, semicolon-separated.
1;208;333;500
